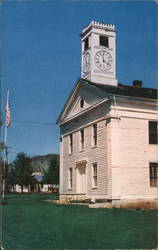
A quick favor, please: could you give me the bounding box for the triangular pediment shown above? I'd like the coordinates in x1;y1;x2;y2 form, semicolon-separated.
57;78;108;125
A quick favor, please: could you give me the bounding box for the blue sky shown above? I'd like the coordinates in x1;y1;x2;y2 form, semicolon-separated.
0;1;157;161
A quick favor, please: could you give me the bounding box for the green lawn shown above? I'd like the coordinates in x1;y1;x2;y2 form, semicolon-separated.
2;193;157;250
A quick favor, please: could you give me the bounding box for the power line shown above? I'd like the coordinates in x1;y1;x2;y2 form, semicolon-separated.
11;120;56;125
7;120;158;130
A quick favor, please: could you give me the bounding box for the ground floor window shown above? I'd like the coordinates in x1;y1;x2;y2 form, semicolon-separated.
149;163;158;187
92;163;97;188
68;168;73;189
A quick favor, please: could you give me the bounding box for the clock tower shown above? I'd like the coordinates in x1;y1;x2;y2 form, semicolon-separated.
81;21;118;86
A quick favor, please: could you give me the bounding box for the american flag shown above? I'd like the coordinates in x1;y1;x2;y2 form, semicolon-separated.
5;90;11;128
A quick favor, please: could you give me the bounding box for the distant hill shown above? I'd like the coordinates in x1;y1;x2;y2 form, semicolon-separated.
31;154;59;173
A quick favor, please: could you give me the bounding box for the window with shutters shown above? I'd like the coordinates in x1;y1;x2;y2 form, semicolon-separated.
79;129;84;151
92;163;98;188
68;168;73;189
92;123;97;147
69;134;73;154
149;163;158;187
149;121;158;144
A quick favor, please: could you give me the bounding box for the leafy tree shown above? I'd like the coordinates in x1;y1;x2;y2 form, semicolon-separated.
6;163;17;192
4;162;10;192
0;143;10;194
12;152;33;193
45;156;59;185
0;143;5;180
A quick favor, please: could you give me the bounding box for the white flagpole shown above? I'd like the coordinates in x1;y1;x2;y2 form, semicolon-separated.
4;125;7;149
2;128;7;200
0;81;5;250
2;89;10;200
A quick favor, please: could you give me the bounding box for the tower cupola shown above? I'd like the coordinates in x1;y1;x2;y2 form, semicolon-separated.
81;21;118;86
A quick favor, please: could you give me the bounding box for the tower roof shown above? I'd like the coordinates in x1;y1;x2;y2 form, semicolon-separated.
81;20;115;37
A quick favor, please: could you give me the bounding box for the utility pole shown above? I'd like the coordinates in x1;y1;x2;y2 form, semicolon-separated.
2;146;11;199
0;1;5;247
0;79;5;250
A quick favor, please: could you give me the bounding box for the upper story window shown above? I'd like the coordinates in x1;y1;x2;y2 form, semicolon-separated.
149;121;158;144
92;163;98;188
69;134;73;154
92;123;97;147
79;129;84;151
100;35;109;47
149;163;158;187
80;98;84;109
84;37;89;51
68;167;73;189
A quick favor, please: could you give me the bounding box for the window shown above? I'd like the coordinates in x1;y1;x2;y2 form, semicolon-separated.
92;163;98;187
92;123;97;147
69;134;73;154
80;98;84;109
84;37;89;51
149;121;158;144
149;163;158;187
79;129;84;151
100;35;109;47
68;168;73;189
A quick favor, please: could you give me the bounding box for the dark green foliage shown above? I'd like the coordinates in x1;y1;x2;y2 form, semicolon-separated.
3;194;158;250
0;142;5;151
31;154;59;173
11;153;33;192
4;163;14;192
44;155;59;184
0;143;5;193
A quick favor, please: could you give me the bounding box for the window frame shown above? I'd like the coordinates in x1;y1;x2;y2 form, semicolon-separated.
99;35;109;47
79;129;84;152
80;98;84;109
84;37;89;51
92;163;98;188
149;121;158;144
149;163;158;187
69;134;73;155
68;167;73;189
92;123;97;147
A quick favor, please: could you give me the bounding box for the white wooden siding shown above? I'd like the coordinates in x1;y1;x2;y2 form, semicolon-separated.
61;117;110;198
60;98;158;200
117;109;158;200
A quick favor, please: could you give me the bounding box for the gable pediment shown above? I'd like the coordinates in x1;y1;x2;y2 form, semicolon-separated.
57;79;108;125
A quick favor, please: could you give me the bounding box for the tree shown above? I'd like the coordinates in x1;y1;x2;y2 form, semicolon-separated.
0;143;5;180
12;152;33;193
0;143;10;195
4;162;11;192
45;156;59;185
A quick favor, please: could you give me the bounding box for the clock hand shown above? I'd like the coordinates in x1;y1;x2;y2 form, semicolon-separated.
103;55;108;64
101;53;105;63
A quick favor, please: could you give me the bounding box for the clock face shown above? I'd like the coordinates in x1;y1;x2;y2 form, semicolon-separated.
94;50;112;71
83;52;90;73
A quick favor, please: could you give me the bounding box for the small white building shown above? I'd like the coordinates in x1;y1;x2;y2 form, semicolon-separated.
10;184;58;193
57;21;158;203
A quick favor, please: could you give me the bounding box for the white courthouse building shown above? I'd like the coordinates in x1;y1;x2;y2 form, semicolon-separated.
57;21;158;203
